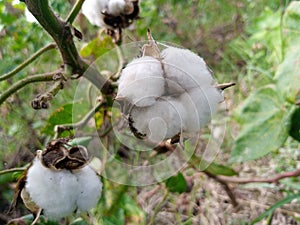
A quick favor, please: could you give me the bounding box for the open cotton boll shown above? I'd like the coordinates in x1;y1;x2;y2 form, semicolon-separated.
117;56;164;108
25;157;78;219
129;97;185;142
74;166;102;211
82;0;108;27
180;87;223;133
161;46;213;94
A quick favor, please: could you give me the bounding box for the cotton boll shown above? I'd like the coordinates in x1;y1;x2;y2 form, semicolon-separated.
74;166;102;211
129;87;223;141
25;157;78;219
82;0;108;27
129;97;185;142
117;56;164;108
161;46;213;94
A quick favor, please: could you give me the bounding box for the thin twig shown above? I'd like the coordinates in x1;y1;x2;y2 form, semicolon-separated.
0;70;58;105
204;171;239;207
54;101;104;138
66;0;85;24
26;0;113;93
0;43;56;81
0;167;26;176
31;71;66;109
189;154;238;207
216;168;300;184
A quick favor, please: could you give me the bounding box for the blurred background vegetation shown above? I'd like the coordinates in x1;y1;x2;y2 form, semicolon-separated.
0;0;300;224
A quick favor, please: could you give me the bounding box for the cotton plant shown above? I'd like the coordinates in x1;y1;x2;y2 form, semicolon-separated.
116;30;234;143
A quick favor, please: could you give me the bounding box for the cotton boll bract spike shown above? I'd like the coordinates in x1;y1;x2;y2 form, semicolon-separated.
142;29;161;59
117;56;165;108
161;46;214;95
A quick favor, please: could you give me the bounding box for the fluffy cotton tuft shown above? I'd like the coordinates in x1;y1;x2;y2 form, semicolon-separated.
179;87;223;133
25;157;102;220
107;0;126;16
74;166;102;211
129;97;184;142
26;158;78;219
117;56;164;107
161;46;213;94
82;0;108;27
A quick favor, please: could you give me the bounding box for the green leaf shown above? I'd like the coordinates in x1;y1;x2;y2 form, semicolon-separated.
42;103;73;135
80;35;114;59
205;162;238;176
165;172;187;193
68;136;92;147
289;107;300;142
274;46;300;103
190;154;237;176
251;193;300;224
0;171;23;184
121;195;145;224
231;86;290;162
101;208;125;225
282;1;300;52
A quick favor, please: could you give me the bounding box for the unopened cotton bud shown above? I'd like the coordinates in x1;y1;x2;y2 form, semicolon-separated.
161;46;213;94
117;56;164;108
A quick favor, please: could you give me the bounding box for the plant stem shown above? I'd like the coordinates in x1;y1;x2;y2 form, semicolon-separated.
0;167;26;176
25;0;113;93
54;101;104;138
0;71;57;105
0;43;56;81
66;0;85;24
204;171;239;207
217;168;300;184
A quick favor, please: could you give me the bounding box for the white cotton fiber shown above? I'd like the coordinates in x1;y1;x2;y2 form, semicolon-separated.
107;0;126;16
130;96;184;142
118;37;228;141
25;155;103;220
179;87;223;133
74;166;102;211
25;158;78;219
161;46;213;94
82;0;108;27
117;56;165;107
